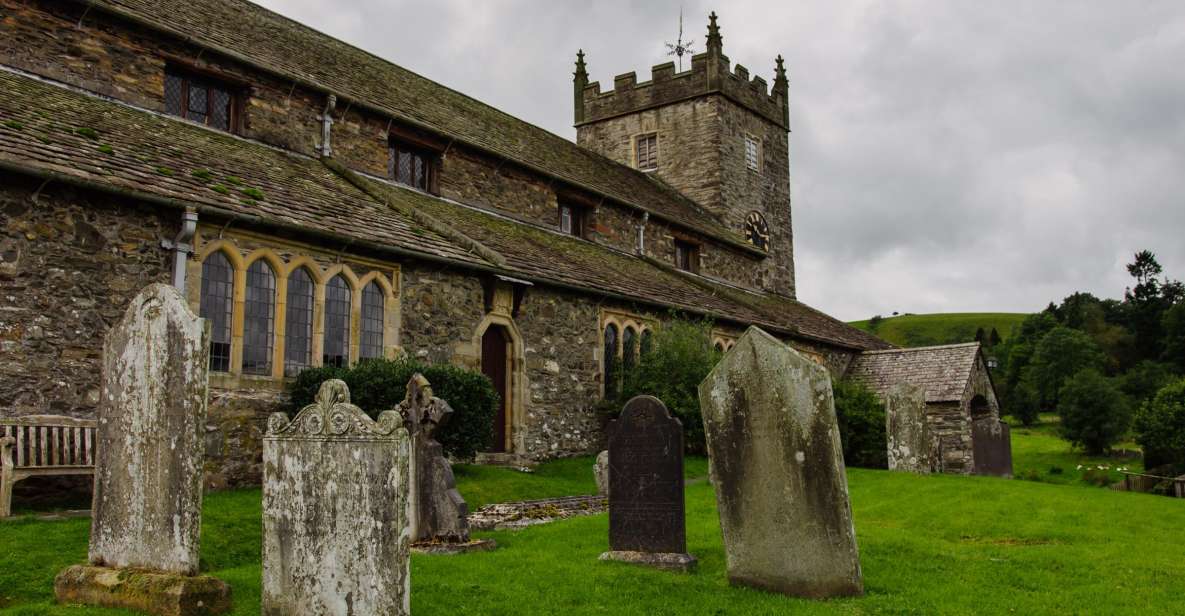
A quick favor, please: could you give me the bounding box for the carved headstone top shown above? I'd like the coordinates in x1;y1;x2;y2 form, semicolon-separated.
267;379;401;440
263;379;412;615
89;283;210;576
699;326;863;599
396;373;454;440
607;395;686;555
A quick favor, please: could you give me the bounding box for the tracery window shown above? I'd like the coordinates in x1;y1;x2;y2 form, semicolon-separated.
603;323;620;400
242;260;276;375
199;251;234;372
622;326;638;375
323;275;351;368
284;267;315;376
360;282;385;360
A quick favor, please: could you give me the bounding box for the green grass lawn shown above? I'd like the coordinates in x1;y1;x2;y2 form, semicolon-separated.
849;312;1027;348
1010;414;1143;486
3;451;1183;615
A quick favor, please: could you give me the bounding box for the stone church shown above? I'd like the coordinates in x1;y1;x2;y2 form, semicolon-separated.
0;1;1003;485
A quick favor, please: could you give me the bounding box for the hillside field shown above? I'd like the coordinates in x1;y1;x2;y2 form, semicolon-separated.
850;312;1028;348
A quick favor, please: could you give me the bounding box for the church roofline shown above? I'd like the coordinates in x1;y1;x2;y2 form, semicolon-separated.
71;0;764;255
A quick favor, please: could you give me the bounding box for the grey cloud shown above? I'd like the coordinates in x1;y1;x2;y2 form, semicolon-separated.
257;0;1185;321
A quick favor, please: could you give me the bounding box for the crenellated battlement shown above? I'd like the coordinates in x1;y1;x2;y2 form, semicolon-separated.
573;13;789;129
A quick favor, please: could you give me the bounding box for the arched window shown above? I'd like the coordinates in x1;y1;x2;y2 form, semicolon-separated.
323;275;351;368
284;267;315;376
622;326;637;375
242;260;276;375
199;251;233;372
360;281;384;360
640;329;653;357
603;323;619;400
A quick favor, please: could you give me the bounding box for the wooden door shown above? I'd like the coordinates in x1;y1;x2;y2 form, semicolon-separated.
481;325;509;453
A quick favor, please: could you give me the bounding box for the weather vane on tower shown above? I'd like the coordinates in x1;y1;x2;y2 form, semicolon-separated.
665;7;695;71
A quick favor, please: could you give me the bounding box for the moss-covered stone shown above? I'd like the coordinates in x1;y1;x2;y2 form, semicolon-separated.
54;564;231;616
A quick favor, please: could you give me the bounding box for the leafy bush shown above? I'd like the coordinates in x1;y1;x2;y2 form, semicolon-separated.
1057;369;1131;455
621;318;721;454
1008;375;1042;426
288;358;498;460
832;379;888;469
1133;378;1185;471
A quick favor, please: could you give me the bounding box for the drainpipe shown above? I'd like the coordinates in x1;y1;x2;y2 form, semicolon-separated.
636;212;649;255
161;207;198;290
319;94;337;157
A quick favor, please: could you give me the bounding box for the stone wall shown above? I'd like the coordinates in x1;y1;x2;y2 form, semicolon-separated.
926;401;972;474
0;172;174;418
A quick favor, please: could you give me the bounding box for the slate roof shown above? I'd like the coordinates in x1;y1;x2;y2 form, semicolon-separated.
83;0;747;248
0;68;889;350
845;343;983;402
0;69;485;267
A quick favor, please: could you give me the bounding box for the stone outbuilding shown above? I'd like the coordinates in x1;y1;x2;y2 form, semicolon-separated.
846;342;1010;475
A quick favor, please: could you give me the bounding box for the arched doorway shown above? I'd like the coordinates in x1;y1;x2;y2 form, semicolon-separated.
481;324;512;452
969;395;991;421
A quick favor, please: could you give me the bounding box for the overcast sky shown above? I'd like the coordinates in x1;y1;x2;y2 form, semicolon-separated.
257;0;1185;321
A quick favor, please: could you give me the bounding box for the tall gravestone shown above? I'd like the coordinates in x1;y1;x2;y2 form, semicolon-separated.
262;379;412;616
599;396;696;571
398;374;494;553
885;382;937;473
699;327;863;599
54;283;230;616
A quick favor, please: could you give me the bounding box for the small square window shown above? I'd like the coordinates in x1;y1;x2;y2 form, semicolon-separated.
745;136;760;171
164;67;238;132
674;240;700;273
636;133;658;171
559;203;586;237
388;139;438;193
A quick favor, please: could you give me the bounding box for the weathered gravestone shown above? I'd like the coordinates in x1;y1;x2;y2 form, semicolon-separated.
599;396;696;571
971;418;1013;478
262;380;412;616
54;283;230;616
885;382;937;473
398;373;494;554
593;449;609;496
699;327;864;599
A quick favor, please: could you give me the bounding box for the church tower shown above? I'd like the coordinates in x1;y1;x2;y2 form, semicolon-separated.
574;13;795;297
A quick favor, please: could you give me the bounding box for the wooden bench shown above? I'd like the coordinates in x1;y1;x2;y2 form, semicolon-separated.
1;415;97;518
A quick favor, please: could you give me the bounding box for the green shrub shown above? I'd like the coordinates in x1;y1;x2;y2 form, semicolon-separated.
1133;378;1185;470
832;379;888;469
621;318;721;455
287;358;497;460
1057;369;1131;455
1008;374;1042;426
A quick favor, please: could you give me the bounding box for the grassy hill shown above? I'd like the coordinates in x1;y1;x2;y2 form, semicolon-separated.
850;312;1028;348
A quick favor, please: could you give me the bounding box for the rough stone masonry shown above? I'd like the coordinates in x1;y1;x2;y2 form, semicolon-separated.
262;379;412;616
699;327;863;599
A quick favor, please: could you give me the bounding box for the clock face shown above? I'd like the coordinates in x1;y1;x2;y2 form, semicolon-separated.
744;211;770;251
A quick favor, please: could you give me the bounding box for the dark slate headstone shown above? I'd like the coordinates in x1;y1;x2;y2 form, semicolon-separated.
972;418;1013;477
599;395;695;571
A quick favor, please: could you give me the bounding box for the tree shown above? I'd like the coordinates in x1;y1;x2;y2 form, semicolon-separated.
1133;379;1185;471
1008;374;1042;426
1057;369;1132;455
1162;302;1185;372
622;318;721;454
974;327;986;344
989;327;1002;347
1119;361;1176;410
1029;326;1106;410
831;379;887;469
867;314;884;333
1122;251;1183;363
